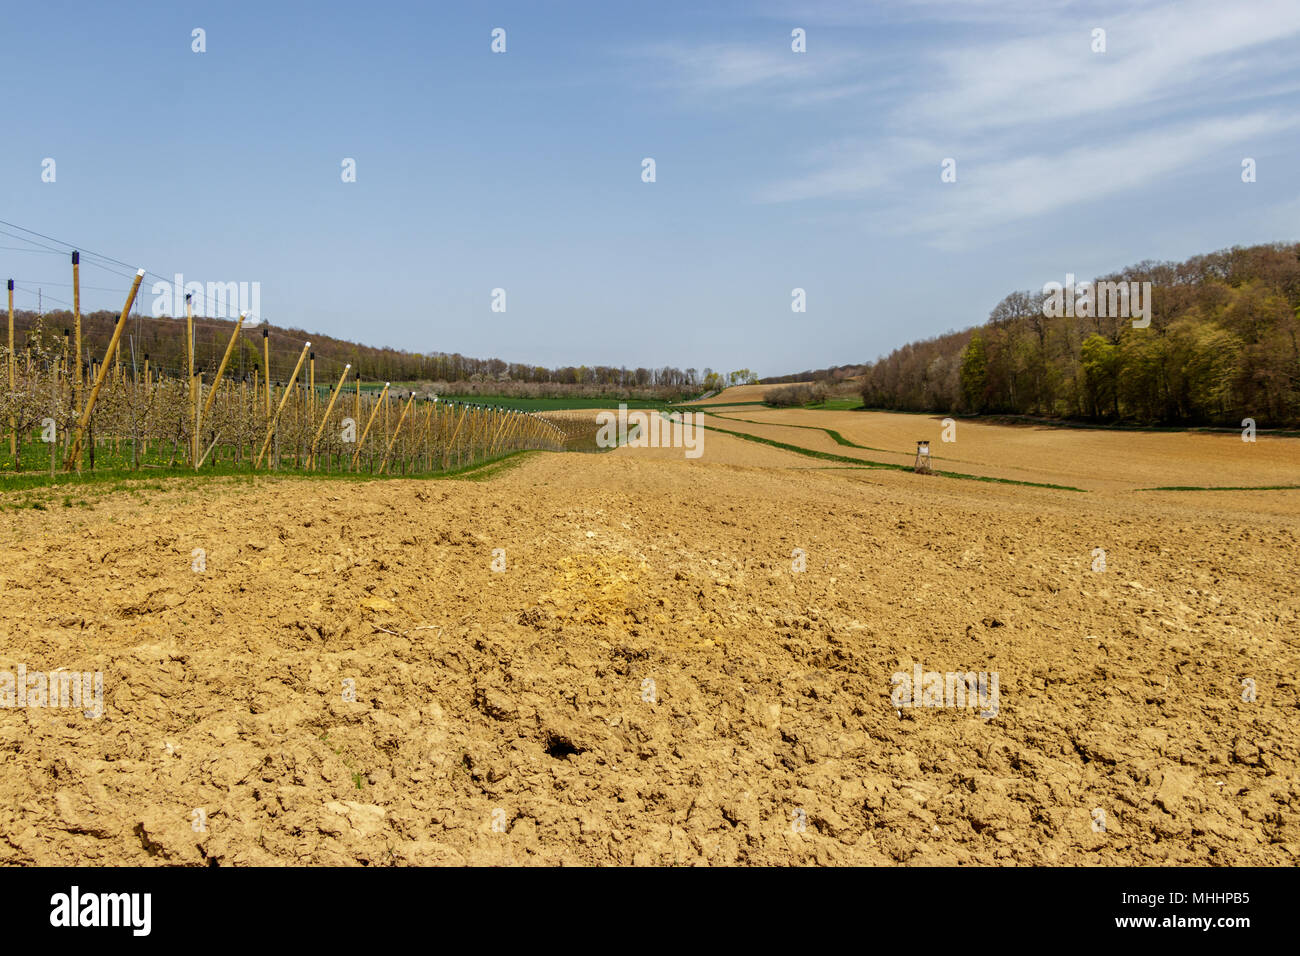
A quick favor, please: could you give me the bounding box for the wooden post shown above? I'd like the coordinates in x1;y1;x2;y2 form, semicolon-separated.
420;403;433;472
350;382;390;469
66;270;146;471
72;252;82;413
142;354;150;458
255;342;310;468
493;409;521;455
308;363;350;469
488;407;510;455
197;313;246;454
262;327;270;421
49;365;57;478
186;293;197;465
446;403;468;469
378;391;415;474
6;279;14;468
252;362;259;454
351;374;361;471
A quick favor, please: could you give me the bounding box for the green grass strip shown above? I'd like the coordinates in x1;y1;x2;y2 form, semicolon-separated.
804;399;865;411
698;422;1085;491
675;400;768;409
1139;484;1300;492
686;408;898;454
0;449;539;496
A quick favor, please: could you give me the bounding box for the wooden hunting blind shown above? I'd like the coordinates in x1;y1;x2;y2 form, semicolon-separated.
914;440;932;474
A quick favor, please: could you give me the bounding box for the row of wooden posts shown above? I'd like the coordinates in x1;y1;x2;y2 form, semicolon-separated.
5;257;566;475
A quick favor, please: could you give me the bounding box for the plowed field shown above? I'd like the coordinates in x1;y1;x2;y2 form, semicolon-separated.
0;408;1296;865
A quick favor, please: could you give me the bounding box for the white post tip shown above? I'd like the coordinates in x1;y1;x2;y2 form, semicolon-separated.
136;268;146;277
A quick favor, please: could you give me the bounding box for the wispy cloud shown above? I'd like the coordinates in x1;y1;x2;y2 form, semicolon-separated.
757;137;937;203
628;0;1300;246
908;112;1299;238
912;0;1300;132
625;40;886;107
754;112;1300;252
736;0;1300;241
639;42;820;92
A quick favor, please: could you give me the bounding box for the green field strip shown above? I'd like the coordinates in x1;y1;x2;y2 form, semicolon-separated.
1138;484;1300;492
0;449;541;497
694;409;901;455
675;401;768;409
696;422;1085;491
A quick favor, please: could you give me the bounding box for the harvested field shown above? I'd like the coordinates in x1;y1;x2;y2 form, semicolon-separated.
696;404;1300;493
0;412;1296;866
682;383;795;405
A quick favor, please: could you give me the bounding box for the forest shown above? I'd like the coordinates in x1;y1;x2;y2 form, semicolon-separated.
5;308;710;401
856;243;1300;427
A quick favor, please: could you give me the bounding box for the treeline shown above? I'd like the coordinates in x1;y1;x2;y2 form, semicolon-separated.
414;380;696;401
763;363;866;385
857;242;1300;426
5;309;706;399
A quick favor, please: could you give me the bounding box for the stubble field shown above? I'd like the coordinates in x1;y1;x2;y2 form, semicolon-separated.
0;405;1296;865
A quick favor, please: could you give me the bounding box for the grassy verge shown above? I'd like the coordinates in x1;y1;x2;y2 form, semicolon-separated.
1139;484;1300;492
0;449;541;501
804;398;864;411
674;401;768;409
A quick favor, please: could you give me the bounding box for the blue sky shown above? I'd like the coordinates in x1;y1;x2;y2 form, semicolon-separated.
3;0;1298;377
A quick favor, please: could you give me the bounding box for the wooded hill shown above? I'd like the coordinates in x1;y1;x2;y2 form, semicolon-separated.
849;242;1299;427
762;363;866;386
6;309;705;400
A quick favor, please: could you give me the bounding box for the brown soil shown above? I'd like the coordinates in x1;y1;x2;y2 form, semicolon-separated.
719;406;1300;492
0;422;1296;865
682;383;796;404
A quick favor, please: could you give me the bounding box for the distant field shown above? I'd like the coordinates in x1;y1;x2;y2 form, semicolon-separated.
356;381;422;393
671;400;767;409
680;383;792;405
806;397;864;411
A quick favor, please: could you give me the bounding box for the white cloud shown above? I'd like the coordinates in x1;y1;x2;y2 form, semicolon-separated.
907;112;1299;240
915;0;1300;132
626;40;880;106
757;111;1297;248
757;137;938;202
747;0;1300;238
647;43;814;91
636;0;1300;241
